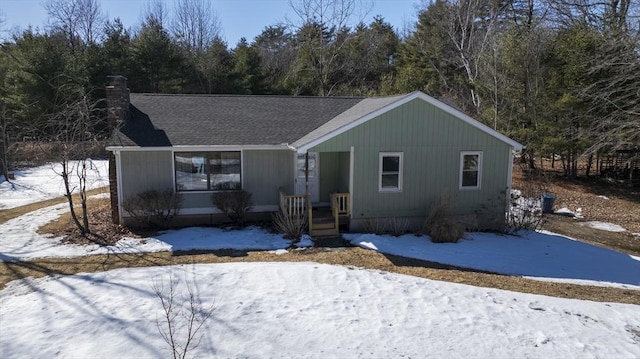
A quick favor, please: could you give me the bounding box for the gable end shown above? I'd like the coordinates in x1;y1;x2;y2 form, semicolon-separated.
295;92;522;153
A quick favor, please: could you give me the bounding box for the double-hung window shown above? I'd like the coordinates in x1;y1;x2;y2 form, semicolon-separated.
175;151;241;191
460;151;482;189
379;152;403;192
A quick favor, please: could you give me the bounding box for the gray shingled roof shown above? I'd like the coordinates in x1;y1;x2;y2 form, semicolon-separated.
108;94;367;147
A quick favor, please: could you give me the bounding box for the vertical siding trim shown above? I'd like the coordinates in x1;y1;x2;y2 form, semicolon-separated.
506;148;515;212
115;150;124;224
240;150;245;190
170;150;176;192
292;151;298;194
350;146;354;213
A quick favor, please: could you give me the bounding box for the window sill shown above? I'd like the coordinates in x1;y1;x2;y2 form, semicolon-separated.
459;186;481;191
379;188;402;193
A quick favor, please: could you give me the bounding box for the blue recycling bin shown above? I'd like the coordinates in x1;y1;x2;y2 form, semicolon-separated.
541;193;555;213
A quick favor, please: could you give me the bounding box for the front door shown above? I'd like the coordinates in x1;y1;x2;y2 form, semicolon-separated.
296;152;319;203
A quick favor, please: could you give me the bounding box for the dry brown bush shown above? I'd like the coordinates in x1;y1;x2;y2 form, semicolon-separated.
361;217;386;235
423;196;465;243
122;189;182;229
387;217;411;236
272;211;307;241
211;190;253;225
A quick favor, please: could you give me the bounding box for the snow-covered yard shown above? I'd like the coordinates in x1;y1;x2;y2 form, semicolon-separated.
2;262;639;358
0;160;109;209
1;162;639;358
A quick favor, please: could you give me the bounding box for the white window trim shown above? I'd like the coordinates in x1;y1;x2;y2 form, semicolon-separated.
379;152;403;192
459;151;483;190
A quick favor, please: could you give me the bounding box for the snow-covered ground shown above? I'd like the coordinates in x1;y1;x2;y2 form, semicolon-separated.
1;163;640;358
2;200;638;288
0;160;109;209
345;231;640;288
1;262;639;358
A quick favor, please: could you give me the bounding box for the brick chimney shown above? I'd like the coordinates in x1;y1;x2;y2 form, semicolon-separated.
106;75;130;129
106;75;129;224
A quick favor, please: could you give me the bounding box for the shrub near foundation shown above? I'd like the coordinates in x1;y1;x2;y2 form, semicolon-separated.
423;197;465;243
122;189;182;229
212;190;253;225
361;217;386;235
272;211;307;241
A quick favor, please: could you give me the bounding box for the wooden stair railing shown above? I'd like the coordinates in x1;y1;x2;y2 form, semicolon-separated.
279;188;307;217
279;190;351;237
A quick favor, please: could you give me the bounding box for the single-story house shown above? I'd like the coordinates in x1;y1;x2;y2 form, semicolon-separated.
105;75;523;235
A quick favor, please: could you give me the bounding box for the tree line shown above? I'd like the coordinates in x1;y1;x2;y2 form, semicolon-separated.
1;0;638;180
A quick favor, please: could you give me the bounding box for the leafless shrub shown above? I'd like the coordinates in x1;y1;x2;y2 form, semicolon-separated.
387;217;410;236
423;196;465;243
211;190;253;225
478;186;546;234
361;217;386;235
152;274;215;359
272;211;307;241
508;176;548;233
122;189;182;228
507;188;545;233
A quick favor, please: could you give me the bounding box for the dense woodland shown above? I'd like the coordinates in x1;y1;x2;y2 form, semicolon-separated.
0;0;638;180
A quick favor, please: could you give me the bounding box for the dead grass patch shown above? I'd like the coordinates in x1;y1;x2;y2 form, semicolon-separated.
38;196;147;246
513;162;640;234
1;248;638;305
513;163;640;256
544;216;640;256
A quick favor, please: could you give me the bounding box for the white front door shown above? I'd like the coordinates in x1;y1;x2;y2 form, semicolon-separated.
296;152;320;203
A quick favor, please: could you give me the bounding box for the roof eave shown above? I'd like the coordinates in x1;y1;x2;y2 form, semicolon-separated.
105;144;295;152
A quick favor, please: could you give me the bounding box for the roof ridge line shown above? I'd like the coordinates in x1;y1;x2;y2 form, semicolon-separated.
131;93;368;99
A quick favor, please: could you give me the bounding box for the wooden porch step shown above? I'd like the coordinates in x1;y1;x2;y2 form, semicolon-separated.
310;228;339;237
312;216;335;225
311;221;336;230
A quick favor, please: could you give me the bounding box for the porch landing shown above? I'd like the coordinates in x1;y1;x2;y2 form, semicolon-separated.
279;191;350;237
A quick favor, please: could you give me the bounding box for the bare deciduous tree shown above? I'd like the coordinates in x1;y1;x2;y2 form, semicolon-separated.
171;0;220;53
45;0;105;47
0;103;10;181
442;0;508;114
254;25;297;92
288;0;372;95
547;0;638;31
583;35;640;155
547;0;639;168
44;82;102;235
153;273;215;359
142;0;169;29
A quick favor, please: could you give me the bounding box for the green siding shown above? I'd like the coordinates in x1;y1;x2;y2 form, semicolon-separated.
120;149;294;211
319;152;349;201
120;151;174;201
243;149;295;206
310;98;512;218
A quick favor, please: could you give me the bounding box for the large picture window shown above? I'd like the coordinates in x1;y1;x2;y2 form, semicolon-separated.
460;151;482;189
379;152;403;192
175;151;241;191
